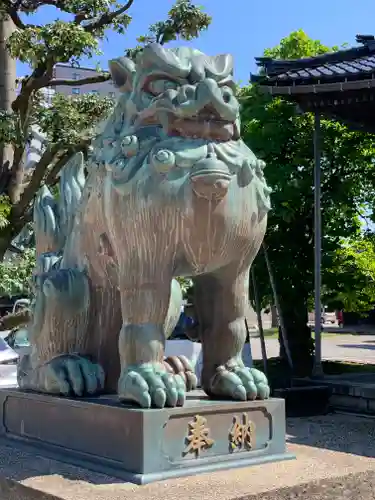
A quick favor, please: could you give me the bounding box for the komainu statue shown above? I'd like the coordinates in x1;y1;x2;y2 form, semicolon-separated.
18;44;272;409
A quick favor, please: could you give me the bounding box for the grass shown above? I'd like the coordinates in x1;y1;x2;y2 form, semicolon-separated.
253;356;375;389
258;328;357;339
322;359;375;375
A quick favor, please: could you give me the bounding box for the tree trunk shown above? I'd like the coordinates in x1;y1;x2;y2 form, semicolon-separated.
278;296;314;377
271;304;278;328
0;16;16;173
0;224;18;261
250;268;268;377
261;243;293;371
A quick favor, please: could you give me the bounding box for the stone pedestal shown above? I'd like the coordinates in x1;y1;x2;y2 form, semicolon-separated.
0;389;293;485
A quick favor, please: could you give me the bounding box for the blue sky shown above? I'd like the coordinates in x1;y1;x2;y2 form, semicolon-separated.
18;0;375;84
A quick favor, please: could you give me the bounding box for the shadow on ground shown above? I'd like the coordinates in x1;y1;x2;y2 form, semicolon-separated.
286;413;375;458
0;442;124;485
341;343;375;350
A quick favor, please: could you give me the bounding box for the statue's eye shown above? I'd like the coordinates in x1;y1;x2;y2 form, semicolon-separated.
146;78;179;95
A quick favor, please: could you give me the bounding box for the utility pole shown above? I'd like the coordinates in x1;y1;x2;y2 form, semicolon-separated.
312;112;323;377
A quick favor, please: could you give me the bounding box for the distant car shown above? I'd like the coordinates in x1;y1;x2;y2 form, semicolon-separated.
1;298;32;358
169;308;197;341
337;310;344;327
0;336;19;365
12;298;30;315
5;327;31;358
322;311;336;324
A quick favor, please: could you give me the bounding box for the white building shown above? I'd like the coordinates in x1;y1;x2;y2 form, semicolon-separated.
25;63;118;169
52;63;119;98
25;87;55;170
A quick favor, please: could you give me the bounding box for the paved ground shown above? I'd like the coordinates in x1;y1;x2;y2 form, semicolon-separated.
251;334;375;364
1;334;375;388
4;413;375;500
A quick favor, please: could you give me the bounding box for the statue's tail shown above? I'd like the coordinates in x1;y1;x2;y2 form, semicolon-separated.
33;152;86;257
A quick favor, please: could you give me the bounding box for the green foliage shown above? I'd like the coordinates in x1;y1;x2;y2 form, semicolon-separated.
2;0;211;154
0;0;211;257
242;85;375;308
243;30;375;374
324;234;375;314
0;195;11;229
263;29;339;59
244;31;375;308
32;92;115;146
175;277;193;299
0;248;35;297
6;0;134;65
126;0;211;59
8;21;102;66
0;110;17;144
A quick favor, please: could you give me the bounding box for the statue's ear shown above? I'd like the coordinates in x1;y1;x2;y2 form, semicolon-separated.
108;57;136;92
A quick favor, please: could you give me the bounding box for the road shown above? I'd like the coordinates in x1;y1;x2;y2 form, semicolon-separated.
0;364;17;387
251;334;375;364
0;334;374;389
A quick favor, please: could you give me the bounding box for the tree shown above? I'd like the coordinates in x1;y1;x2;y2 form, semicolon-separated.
324;233;375;314
242;30;375;376
0;247;35;298
0;0;211;259
0;16;16;174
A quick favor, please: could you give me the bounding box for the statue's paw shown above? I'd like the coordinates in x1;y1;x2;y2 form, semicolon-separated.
163;355;198;392
248;367;270;399
26;354;105;396
118;363;186;409
208;363;270;401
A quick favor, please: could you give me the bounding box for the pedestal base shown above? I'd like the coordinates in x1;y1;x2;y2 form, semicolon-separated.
0;389;293;485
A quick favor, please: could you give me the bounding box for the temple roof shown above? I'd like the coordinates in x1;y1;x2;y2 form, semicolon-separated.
250;35;375;133
251;35;375;86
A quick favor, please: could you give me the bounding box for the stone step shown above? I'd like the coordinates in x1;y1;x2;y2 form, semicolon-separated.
293;377;375;415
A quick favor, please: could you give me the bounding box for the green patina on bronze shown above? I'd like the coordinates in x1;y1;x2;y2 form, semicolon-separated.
18;43;271;409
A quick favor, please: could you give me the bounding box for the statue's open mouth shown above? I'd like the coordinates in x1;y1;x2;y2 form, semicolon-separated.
168;117;237;141
167;107;239;142
136;106;239;141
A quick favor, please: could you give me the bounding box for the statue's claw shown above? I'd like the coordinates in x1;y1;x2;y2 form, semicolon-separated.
118;363;186;409
163;355;198;392
19;354;105;396
208;363;270;401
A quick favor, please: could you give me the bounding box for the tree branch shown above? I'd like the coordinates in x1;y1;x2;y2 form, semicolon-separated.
84;0;134;32
0;309;30;331
12;57;54;113
45;139;90;186
44;149;72;184
8;142;27;204
14;144;60;216
48;73;110;87
6;6;26;29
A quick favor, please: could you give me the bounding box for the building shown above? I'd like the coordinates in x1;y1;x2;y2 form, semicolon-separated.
250;34;375;132
52;63;119;99
250;34;375;373
25;87;56;170
25;64;119;169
